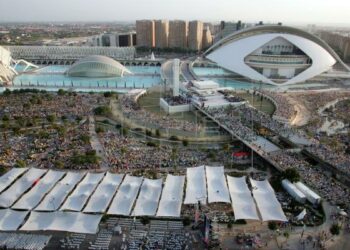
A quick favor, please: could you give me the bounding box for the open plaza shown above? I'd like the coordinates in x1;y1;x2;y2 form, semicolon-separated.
1;22;350;250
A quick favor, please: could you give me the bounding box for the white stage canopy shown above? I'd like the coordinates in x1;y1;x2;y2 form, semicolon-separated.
157;175;185;217
184;166;207;204
132;178;162;216
0;168;28;194
35;172;85;211
227;176;260;221
20;211;101;234
206;166;230;203
250;179;287;222
107;175;143;216
84;173;124;213
0;209;29;231
12;170;65;210
60;173;104;211
0;168;47;208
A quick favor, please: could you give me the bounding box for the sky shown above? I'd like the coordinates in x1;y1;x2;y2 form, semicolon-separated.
0;0;350;25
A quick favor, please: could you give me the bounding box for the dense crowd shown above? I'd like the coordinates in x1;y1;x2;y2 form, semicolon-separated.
0;90;107;169
120;95;199;132
268;150;350;214
99;130;220;169
258;90;296;120
163;96;191;105
204;106;257;142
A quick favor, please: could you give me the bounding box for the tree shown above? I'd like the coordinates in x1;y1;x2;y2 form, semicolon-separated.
182;216;191;226
182;139;189;146
268;221;277;231
282;168;300;183
330;224;341;235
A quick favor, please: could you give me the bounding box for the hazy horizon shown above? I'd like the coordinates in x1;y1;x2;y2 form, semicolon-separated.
0;0;350;26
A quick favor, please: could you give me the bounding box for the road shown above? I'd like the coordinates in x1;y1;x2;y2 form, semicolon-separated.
180;60;197;81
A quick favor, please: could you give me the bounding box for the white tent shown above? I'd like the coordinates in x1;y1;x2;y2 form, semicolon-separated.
20;211;101;234
184;166;207;204
206;166;230;203
107;175;143;215
281;179;306;204
296;209;307;221
0;168;28;194
294;182;321;205
0;209;29;231
12;170;65;210
157;175;185;217
132;178;162;216
35;172;85;211
60;173;104;211
84;173;124;213
250;178;287;222
0;168;47;208
226;176;260;221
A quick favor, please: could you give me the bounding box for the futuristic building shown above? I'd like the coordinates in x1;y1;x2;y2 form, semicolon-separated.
205;25;350;85
66;55;131;77
0;46;15;83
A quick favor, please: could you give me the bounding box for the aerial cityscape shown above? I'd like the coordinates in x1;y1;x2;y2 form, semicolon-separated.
0;0;350;249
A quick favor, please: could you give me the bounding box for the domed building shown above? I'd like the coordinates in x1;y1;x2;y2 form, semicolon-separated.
66;55;131;77
205;25;350;85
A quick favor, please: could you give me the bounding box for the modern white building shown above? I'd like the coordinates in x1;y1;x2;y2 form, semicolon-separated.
66;55;131;77
205;25;350;85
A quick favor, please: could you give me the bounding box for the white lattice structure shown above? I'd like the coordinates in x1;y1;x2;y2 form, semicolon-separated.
6;46;136;61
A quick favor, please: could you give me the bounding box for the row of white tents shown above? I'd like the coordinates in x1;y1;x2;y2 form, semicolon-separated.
0;166;316;233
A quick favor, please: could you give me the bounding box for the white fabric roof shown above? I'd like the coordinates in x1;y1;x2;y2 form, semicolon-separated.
157;175;185;217
282;179;306;204
0;209;29;231
35;172;85;211
0;168;28;194
184;166;207;204
132;178;162;216
12;170;65;210
226;176;260;221
206;166;230;203
20;211;101;234
107;175;143;215
84;173;124;213
250;179;287;222
60;173;104;211
294;182;321;205
0;168;47;208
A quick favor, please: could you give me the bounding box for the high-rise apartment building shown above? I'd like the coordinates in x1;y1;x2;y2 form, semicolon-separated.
202;26;213;50
155;20;169;49
188;21;203;51
168;20;188;48
136;20;155;48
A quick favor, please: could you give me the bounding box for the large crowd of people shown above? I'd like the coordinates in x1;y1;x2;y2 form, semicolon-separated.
268;150;350;214
120;95;200;132
0;90;107;169
258;90;296;121
99;130;226;170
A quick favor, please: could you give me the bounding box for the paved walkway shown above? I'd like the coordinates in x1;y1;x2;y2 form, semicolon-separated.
88;115;108;170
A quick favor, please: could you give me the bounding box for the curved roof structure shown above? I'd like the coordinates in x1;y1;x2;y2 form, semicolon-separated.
205;25;350;85
66;55;131;77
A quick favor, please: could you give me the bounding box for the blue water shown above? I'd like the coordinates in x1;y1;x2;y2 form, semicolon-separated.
193;67;232;76
13;65;162;89
211;78;273;90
